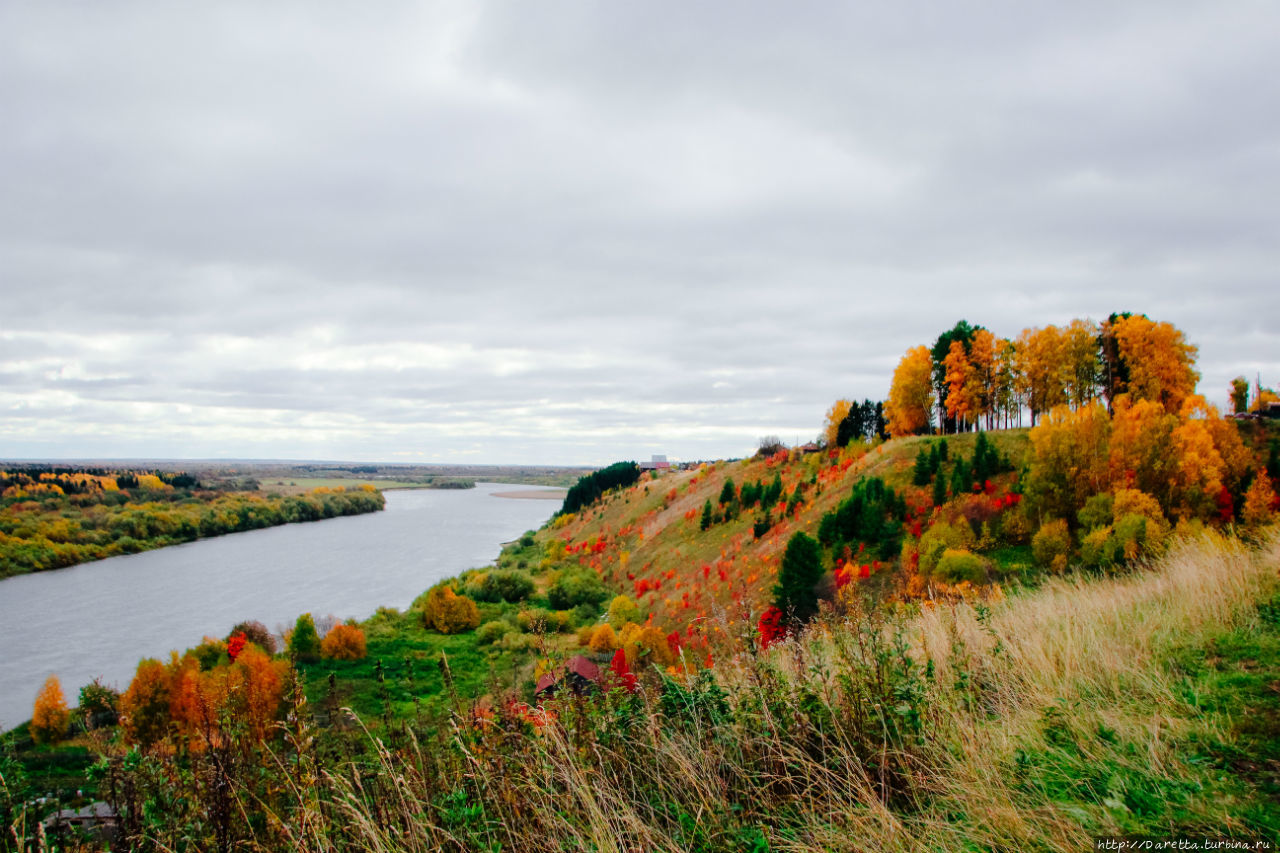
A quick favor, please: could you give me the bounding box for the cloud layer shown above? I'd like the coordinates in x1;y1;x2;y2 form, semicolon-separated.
3;2;1278;464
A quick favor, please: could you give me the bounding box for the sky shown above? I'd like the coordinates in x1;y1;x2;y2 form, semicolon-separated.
2;2;1278;466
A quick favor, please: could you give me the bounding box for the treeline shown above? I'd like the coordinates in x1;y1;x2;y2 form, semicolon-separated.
559;461;641;516
0;482;385;578
881;313;1208;437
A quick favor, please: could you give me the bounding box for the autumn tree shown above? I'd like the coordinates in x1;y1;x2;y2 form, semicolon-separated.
321;624;367;660
1242;471;1277;527
885;346;935;437
1112;314;1199;413
943;340;977;430
1062;318;1102;408
227;645;287;742
931;321;980;432
1015;325;1067;425
823;399;854;447
31;675;70;744
1230;376;1250;414
1024;402;1112;522
1108;397;1179;511
121;658;172;748
289;613;322;662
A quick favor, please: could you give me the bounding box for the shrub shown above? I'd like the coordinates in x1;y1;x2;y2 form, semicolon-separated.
78;678;120;729
1079;525;1116;569
472;570;535;603
935;549;989;585
607;595;642;629
1001;510;1033;545
589;623;620;653
1077;493;1114;532
1031;519;1071;571
547;571;610;611
476;620;513;646
321;624;367;660
517;607;572;633
919;521;975;576
289;613;322;662
422;586;481;634
191;636;228;670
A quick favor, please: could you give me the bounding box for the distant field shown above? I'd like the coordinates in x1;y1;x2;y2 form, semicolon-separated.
258;477;439;495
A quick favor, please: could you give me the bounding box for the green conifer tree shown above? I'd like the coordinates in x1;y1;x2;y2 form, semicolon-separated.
773;532;823;624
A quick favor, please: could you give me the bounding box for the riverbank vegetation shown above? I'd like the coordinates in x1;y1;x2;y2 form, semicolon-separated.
0;467;385;578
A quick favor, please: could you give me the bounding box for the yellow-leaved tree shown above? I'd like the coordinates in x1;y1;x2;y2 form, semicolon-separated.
31;675;70;744
885;346;935;437
822;399;854;447
1112;314;1199;414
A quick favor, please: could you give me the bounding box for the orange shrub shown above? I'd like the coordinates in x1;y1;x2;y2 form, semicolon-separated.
321;623;368;660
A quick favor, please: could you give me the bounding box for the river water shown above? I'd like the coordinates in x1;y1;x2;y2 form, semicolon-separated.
0;483;560;731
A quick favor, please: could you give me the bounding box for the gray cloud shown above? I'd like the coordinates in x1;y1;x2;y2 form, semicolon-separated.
2;1;1278;464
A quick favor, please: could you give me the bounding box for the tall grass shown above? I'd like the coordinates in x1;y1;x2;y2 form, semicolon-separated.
52;529;1280;852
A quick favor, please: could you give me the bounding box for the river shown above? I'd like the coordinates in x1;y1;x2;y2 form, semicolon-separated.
0;483;561;731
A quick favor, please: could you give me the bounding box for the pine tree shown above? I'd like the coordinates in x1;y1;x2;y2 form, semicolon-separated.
928;443;941;474
718;478;736;505
700;499;713;531
938;438;949;462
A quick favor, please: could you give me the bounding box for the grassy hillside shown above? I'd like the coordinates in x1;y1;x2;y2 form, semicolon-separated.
46;527;1276;851
546;430;1030;643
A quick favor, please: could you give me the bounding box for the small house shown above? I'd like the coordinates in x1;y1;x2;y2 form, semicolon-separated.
534;655;602;697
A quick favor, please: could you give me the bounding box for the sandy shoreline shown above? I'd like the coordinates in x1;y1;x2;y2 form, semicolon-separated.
492;489;566;500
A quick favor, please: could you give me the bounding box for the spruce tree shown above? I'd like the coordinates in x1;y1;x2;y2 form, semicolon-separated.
773;532;823;624
938;437;949;462
700;499;713;531
932;468;948;507
928;443;941;474
950;454;971;496
912;447;932;486
718;478;736;505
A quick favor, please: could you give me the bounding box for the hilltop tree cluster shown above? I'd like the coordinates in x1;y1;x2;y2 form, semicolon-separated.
884;313;1200;436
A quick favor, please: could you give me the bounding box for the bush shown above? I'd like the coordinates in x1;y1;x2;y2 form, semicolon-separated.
1001;510;1033;545
421;586;481;634
918;521;975;576
1077;493;1114;532
78;678;120;729
589;623;620;653
1031;519;1071;571
229;620;277;655
476;620;513;646
1079;525;1116;569
320;624;367;660
474;570;535;603
289;613;322;662
607;595;642;629
547;570;610;611
934;549;989;585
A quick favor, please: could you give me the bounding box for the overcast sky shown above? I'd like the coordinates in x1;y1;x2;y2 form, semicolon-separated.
2;2;1278;466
